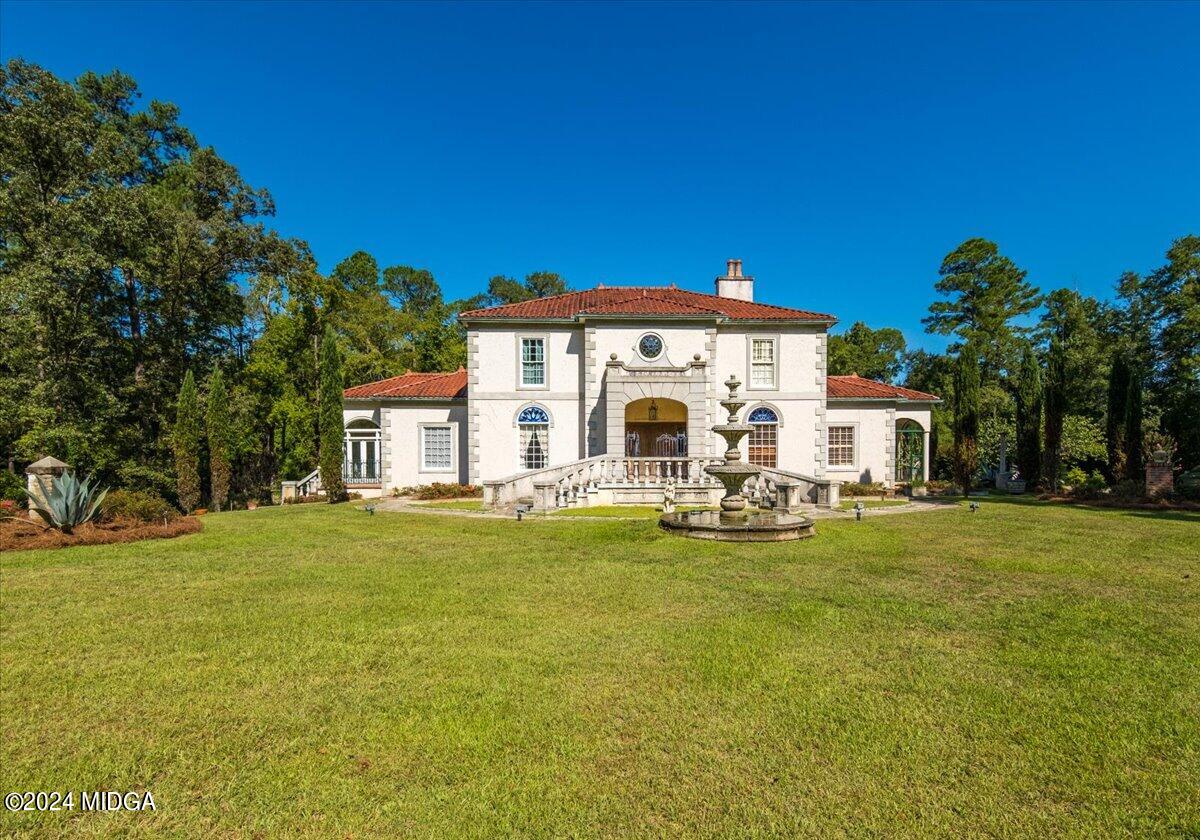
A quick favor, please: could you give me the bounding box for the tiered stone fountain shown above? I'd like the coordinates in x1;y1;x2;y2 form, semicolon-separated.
659;375;815;541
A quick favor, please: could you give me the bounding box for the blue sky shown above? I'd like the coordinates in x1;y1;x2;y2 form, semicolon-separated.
2;0;1197;351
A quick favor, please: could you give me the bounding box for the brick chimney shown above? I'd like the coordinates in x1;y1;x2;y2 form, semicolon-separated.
715;258;754;301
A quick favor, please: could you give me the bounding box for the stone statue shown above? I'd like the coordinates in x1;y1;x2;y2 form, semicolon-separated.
662;478;676;513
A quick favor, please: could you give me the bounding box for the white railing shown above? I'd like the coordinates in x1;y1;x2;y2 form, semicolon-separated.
743;467;841;510
483;458;841;512
297;468;321;496
484;455;724;511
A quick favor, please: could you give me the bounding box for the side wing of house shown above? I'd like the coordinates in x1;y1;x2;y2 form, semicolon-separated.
342;369;469;494
825;375;939;487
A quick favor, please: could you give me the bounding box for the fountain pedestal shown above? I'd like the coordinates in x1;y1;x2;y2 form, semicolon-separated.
659;375;815;541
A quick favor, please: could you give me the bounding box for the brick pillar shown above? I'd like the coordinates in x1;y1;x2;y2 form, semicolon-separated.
1145;451;1174;497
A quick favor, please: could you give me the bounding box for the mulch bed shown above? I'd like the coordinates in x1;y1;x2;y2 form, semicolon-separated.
0;516;202;552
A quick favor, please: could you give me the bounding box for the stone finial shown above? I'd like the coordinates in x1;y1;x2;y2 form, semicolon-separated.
724;374;741;398
609;353;618;361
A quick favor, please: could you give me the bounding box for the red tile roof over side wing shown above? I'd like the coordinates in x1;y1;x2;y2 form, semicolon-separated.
458;286;836;322
826;374;939;402
343;368;467;400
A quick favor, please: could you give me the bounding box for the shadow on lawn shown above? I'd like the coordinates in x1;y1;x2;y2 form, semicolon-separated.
976;492;1200;524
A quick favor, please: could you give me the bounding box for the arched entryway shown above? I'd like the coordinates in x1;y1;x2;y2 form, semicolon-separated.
624;398;687;456
895;418;926;482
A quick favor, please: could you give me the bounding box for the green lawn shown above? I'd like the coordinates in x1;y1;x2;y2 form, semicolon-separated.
2;500;1198;837
551;504;716;518
838;498;910;510
421;498;487;511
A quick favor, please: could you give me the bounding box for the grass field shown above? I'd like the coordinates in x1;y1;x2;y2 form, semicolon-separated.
2;499;1198;837
422;499;487;511
838;499;909;510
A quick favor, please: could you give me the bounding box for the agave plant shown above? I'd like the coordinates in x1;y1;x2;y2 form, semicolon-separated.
29;471;108;534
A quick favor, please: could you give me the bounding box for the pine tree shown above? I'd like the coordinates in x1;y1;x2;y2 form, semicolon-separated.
319;325;348;503
206;365;231;511
952;344;980;497
1042;341;1066;492
1014;344;1042;485
174;371;201;512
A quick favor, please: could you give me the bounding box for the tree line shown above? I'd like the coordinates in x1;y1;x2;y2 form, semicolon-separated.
3;60;1197;508
827;236;1199;489
1;60;566;507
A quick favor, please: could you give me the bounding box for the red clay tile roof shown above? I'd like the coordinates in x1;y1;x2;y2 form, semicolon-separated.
343;368;467;400
826;375;939;402
459;286;836;322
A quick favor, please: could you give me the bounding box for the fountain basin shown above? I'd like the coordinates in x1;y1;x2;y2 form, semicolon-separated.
659;509;815;542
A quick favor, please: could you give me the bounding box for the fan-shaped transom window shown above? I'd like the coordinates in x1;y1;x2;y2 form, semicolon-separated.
637;333;664;360
747;406;778;467
518;405;550;469
517;406;549;424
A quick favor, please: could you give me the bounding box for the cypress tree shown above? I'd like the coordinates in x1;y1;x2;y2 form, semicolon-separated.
952;344;980;497
206;365;231;511
1124;370;1144;482
1042;340;1066;492
1105;352;1131;481
1014;344;1042;486
174;370;201;512
319;326;348;503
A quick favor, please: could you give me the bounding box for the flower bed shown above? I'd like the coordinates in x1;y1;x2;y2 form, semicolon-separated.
0;516;201;552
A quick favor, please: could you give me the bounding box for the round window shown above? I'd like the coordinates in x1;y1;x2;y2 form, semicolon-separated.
638;333;664;360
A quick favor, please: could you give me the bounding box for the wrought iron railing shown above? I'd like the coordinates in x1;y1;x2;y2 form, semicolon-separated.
343;461;381;484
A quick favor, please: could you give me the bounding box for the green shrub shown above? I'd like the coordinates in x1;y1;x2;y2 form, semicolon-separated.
1070;470;1108;500
101;489;180;523
1177;469;1200;501
1062;465;1088;489
840;482;887;497
1111;479;1145;500
396;483;483;500
0;470;26;505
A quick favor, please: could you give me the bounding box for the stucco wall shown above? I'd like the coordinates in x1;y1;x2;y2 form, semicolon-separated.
825;402;933;487
359;402;469;489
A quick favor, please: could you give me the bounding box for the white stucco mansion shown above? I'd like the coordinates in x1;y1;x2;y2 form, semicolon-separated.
340;260;938;509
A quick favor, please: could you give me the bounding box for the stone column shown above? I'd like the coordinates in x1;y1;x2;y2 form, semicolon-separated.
533;480;558;512
25;456;69;523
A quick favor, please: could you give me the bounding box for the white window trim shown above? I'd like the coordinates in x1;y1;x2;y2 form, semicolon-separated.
744;402;785;428
826;422;859;472
746;334;780;391
516;334;549;390
418;422;458;474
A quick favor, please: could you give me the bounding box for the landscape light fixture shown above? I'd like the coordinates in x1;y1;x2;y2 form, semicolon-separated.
854;501;865;521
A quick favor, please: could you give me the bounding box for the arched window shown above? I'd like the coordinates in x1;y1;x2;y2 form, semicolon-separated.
518;405;550;469
747;406;778;468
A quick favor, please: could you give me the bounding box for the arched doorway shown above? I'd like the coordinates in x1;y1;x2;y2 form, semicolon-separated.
344;418;381;483
895;419;926;482
624;398;687;456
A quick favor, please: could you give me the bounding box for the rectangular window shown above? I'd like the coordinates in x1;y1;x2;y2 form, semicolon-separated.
828;426;855;468
750;338;776;388
521;337;545;386
421;425;453;471
748;423;777;468
519;424;549;469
